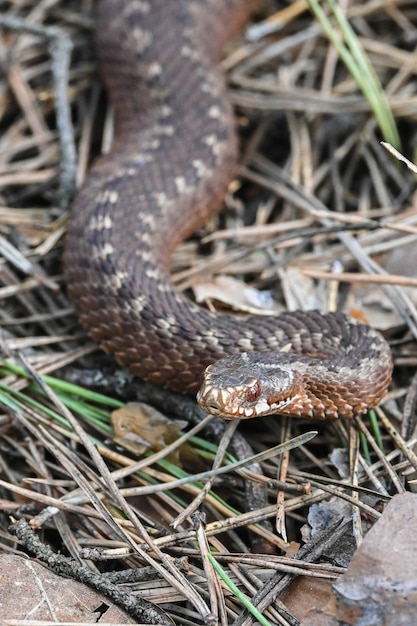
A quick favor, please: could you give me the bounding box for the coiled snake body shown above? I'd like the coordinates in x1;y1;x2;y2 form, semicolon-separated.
65;0;393;420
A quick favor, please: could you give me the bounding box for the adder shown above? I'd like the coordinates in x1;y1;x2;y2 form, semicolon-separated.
64;0;393;421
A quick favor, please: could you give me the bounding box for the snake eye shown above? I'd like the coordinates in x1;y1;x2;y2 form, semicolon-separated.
247;381;261;403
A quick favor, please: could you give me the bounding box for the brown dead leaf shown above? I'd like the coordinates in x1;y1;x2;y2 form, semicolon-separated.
193;274;279;313
283;576;335;624
112;402;187;459
0;554;135;623
304;492;417;625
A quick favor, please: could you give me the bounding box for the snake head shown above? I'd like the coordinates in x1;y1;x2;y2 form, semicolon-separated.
197;352;306;419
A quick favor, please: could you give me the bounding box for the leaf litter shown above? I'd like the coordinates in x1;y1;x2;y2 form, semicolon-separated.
0;0;416;624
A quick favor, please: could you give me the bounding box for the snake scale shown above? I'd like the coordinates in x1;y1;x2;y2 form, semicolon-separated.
64;0;393;420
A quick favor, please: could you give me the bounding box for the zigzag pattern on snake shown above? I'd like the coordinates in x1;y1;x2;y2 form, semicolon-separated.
64;0;392;420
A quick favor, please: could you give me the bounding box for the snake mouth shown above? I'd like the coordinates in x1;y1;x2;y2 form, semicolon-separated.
196;385;276;419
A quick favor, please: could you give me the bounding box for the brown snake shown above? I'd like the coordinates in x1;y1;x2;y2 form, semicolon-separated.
64;0;393;420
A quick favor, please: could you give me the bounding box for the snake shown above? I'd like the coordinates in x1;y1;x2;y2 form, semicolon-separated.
64;0;393;421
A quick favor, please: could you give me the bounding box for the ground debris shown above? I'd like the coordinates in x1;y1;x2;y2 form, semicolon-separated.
305;492;417;625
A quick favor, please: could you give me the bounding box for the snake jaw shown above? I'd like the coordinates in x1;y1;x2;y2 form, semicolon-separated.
197;381;270;419
196;384;268;419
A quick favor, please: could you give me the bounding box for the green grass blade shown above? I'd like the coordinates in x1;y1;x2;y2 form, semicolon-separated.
208;554;272;626
307;0;400;148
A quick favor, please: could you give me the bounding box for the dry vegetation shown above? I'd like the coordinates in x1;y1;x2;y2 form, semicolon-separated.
0;0;416;624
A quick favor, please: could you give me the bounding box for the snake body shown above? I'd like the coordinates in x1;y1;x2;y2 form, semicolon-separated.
64;0;393;420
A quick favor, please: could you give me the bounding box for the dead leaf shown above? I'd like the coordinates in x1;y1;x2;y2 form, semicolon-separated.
304;492;417;625
112;402;187;459
193;275;279;313
0;554;135;623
